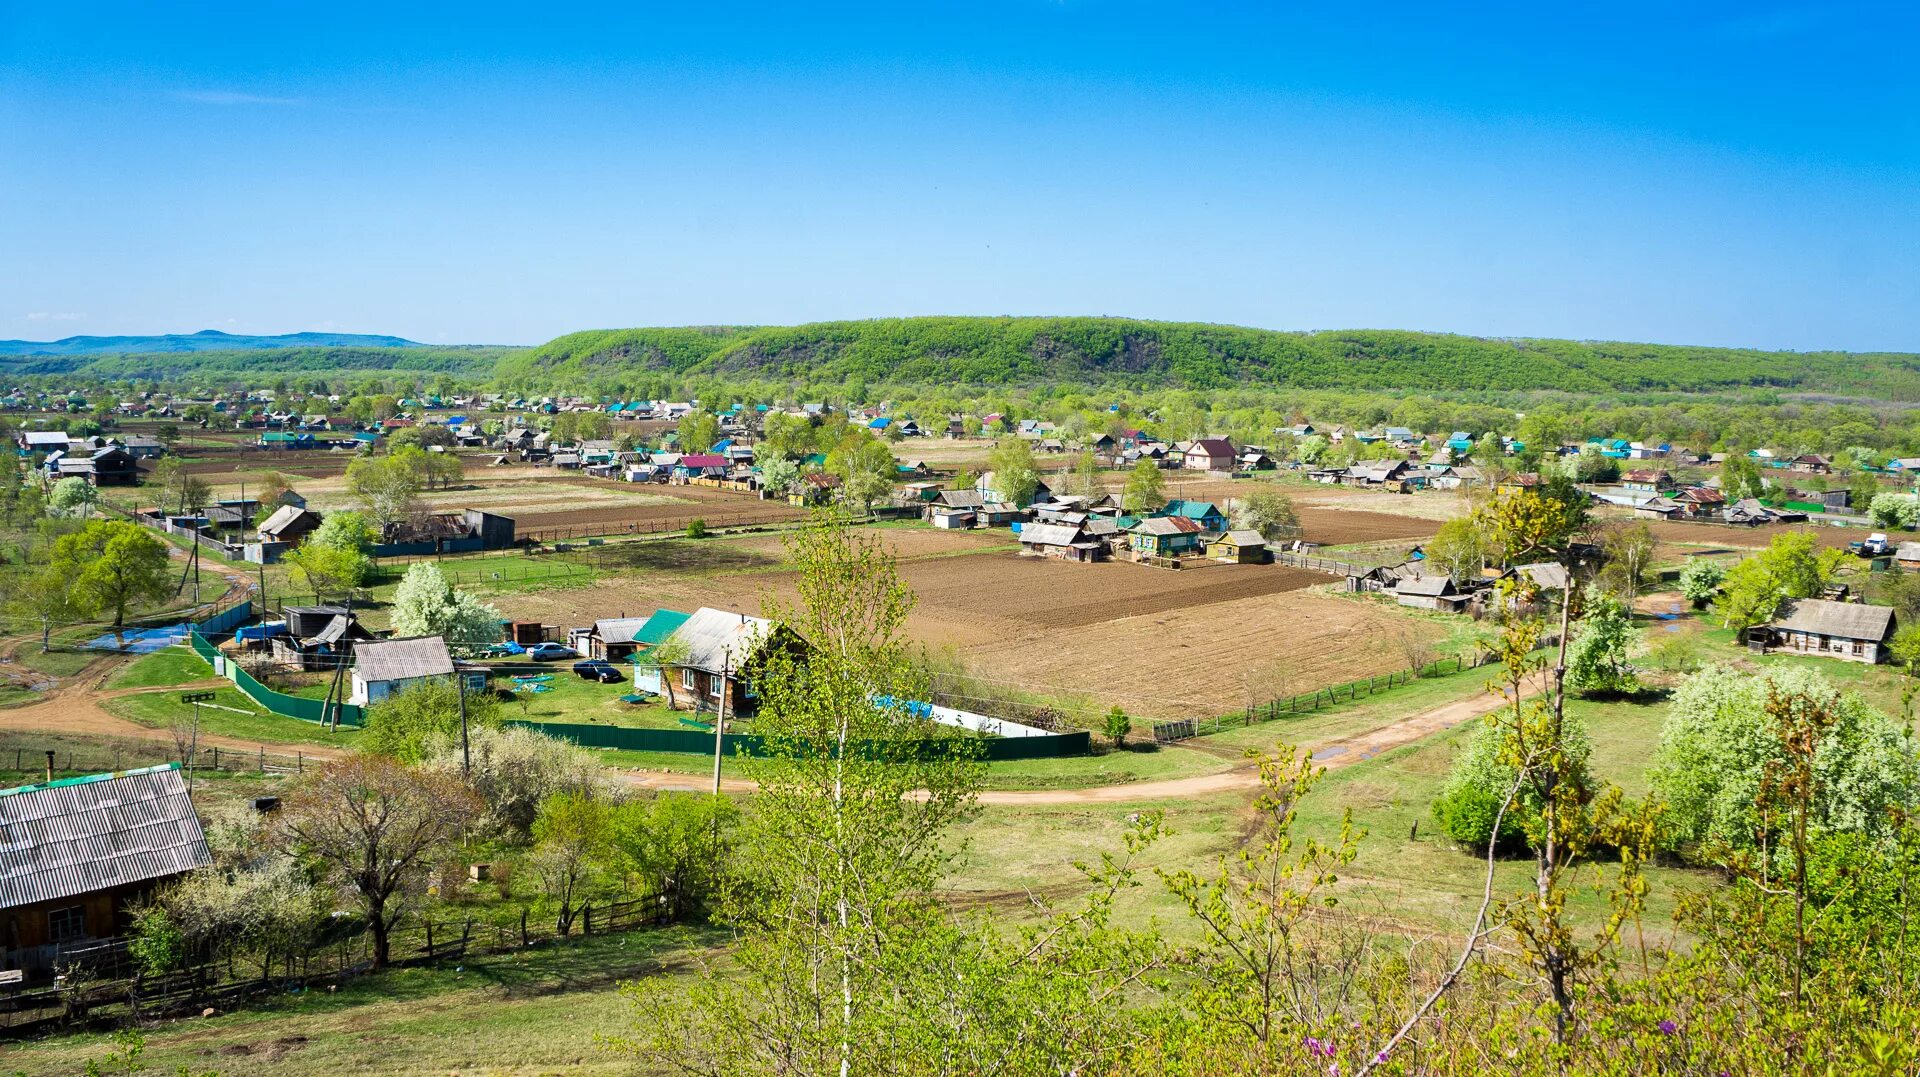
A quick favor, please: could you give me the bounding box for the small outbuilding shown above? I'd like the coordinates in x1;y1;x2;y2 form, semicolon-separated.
1210;529;1269;563
349;635;456;705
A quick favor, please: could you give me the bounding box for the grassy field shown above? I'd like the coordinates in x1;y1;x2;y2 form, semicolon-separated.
4;928;716;1076
104;647;216;690
103;687;361;750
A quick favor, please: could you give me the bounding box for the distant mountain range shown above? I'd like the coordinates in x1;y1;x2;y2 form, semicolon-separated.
0;329;422;357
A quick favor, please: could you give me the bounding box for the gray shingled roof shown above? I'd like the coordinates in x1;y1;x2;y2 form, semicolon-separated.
1218;529;1266;546
0;764;212;910
1772;599;1895;642
354;636;455;682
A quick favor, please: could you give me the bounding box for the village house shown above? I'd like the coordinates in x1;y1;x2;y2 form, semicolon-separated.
1674;486;1727;517
1394;574;1470;613
1634;496;1686;521
1209;529;1269;563
1154;499;1228;533
1126;515;1206;558
51;445;140;486
580;616;653;662
1755;599;1895;664
1017;521;1106;562
256;504;323;546
1620;468;1672;492
349;635;458;705
651;607;794;715
1180;436;1236;473
272;604;376;671
0;764;213;982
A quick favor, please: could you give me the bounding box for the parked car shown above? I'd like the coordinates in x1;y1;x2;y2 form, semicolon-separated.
526;642;577;661
572;658;623;683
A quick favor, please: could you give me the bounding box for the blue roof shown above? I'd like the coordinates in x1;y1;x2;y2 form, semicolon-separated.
1160;499;1222;520
869;417;891;429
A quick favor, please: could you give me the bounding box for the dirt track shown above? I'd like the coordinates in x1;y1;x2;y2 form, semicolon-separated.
627;674;1531;804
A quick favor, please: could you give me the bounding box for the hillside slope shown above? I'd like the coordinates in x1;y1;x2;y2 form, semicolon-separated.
498;317;1920;396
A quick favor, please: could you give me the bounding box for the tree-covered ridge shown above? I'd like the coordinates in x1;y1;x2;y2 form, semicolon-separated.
502;317;1920;396
1;345;511;380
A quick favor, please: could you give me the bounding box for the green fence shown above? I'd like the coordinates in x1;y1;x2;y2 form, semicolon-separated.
514;721;1091;760
187;629;365;728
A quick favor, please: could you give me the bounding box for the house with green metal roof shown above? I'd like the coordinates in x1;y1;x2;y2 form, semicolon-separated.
1152;499;1228;533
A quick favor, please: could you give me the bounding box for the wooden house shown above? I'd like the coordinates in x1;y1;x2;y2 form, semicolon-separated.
0;764;212;982
1155;499;1228;533
1017;522;1105;562
1127;515;1206;558
652;607;797;716
1394;574;1469;613
582;616;653;662
1620;469;1672;492
1675;487;1727;517
1756;599;1895;664
1210;529;1269;563
257;505;323;546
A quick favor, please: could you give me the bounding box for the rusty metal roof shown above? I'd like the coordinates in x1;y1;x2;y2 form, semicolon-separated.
0;764;212;910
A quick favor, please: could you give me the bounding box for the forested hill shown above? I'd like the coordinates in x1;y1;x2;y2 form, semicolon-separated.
0;329;420;357
0;346;511;380
497;318;1920;397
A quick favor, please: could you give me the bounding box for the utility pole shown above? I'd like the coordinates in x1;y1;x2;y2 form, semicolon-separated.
710;653;730;795
457;667;471;777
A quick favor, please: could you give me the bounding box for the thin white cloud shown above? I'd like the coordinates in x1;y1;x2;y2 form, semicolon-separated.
24;312;82;322
173;90;305;106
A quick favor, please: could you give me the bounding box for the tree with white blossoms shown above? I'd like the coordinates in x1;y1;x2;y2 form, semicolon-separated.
1650;664;1919;855
1563;589;1641;698
47;476;97;518
758;455;801;497
1870;492;1920;530
390;562;502;647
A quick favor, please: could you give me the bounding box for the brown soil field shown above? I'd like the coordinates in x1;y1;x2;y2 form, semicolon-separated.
486;533;1439;719
507;483;805;535
1293;505;1441;546
938;590;1449;720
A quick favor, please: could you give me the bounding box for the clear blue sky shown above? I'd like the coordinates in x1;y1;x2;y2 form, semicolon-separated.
2;2;1916;351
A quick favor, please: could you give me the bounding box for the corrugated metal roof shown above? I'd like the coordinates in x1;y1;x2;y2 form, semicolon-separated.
1018;523;1085;547
354;636;455;682
0;764;211;910
592;617;652;641
667;608;775;673
633;609;692;646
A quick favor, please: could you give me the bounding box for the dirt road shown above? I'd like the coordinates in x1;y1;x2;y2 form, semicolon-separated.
626;676;1534;804
0;656;347;761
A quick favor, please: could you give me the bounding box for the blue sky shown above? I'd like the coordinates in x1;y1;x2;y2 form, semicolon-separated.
2;2;1916;350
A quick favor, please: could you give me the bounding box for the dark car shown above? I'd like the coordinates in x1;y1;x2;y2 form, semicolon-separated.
572;658;623;683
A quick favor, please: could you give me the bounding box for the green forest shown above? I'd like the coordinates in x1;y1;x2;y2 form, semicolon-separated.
16;318;1920;399
497;317;1920;397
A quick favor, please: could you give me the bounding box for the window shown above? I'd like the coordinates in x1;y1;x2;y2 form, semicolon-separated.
710;674;724;697
681;669;696;691
48;906;86;944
